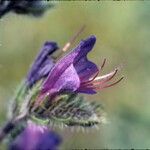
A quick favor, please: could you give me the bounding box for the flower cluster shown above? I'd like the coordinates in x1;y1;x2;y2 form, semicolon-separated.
3;35;123;150
0;2;123;149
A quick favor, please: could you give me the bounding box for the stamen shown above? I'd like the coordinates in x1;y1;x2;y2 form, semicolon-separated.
94;76;124;90
93;69;118;84
82;69;118;88
100;58;106;69
81;70;99;85
52;25;85;62
81;58;106;85
54;25;86;60
103;77;124;88
64;25;86;52
62;42;71;52
81;74;123;90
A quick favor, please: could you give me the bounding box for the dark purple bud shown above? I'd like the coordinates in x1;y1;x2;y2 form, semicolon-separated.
26;41;58;88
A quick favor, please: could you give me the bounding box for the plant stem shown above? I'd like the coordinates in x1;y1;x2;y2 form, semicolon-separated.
0;120;15;142
0;115;26;143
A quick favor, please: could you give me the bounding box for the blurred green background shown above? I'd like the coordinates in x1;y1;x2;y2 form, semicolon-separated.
0;1;150;149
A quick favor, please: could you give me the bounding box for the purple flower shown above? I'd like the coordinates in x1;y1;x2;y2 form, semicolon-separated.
26;41;58;88
9;122;61;150
39;36;123;97
0;0;53;18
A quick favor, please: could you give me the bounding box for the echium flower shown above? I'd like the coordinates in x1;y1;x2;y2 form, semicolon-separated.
25;35;123;128
40;35;123;96
4;35;123;150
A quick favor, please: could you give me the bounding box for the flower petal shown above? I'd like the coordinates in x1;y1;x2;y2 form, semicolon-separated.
42;35;97;94
9;122;61;150
77;87;96;94
44;64;80;93
26;41;58;88
74;57;98;82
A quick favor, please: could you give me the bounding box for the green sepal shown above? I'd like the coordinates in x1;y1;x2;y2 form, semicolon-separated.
11;80;43;118
30;116;49;126
31;92;105;128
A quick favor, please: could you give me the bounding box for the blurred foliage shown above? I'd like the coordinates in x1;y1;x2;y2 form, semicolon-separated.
0;1;150;149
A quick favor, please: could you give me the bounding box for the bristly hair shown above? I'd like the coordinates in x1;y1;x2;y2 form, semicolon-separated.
28;91;105;130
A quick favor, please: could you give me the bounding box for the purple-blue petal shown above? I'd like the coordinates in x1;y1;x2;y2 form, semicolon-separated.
9;122;62;150
26;41;58;88
73;35;98;82
41;35;98;94
77;87;97;94
45;64;80;93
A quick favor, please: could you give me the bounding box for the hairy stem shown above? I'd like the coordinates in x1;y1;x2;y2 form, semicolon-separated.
0;115;26;143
